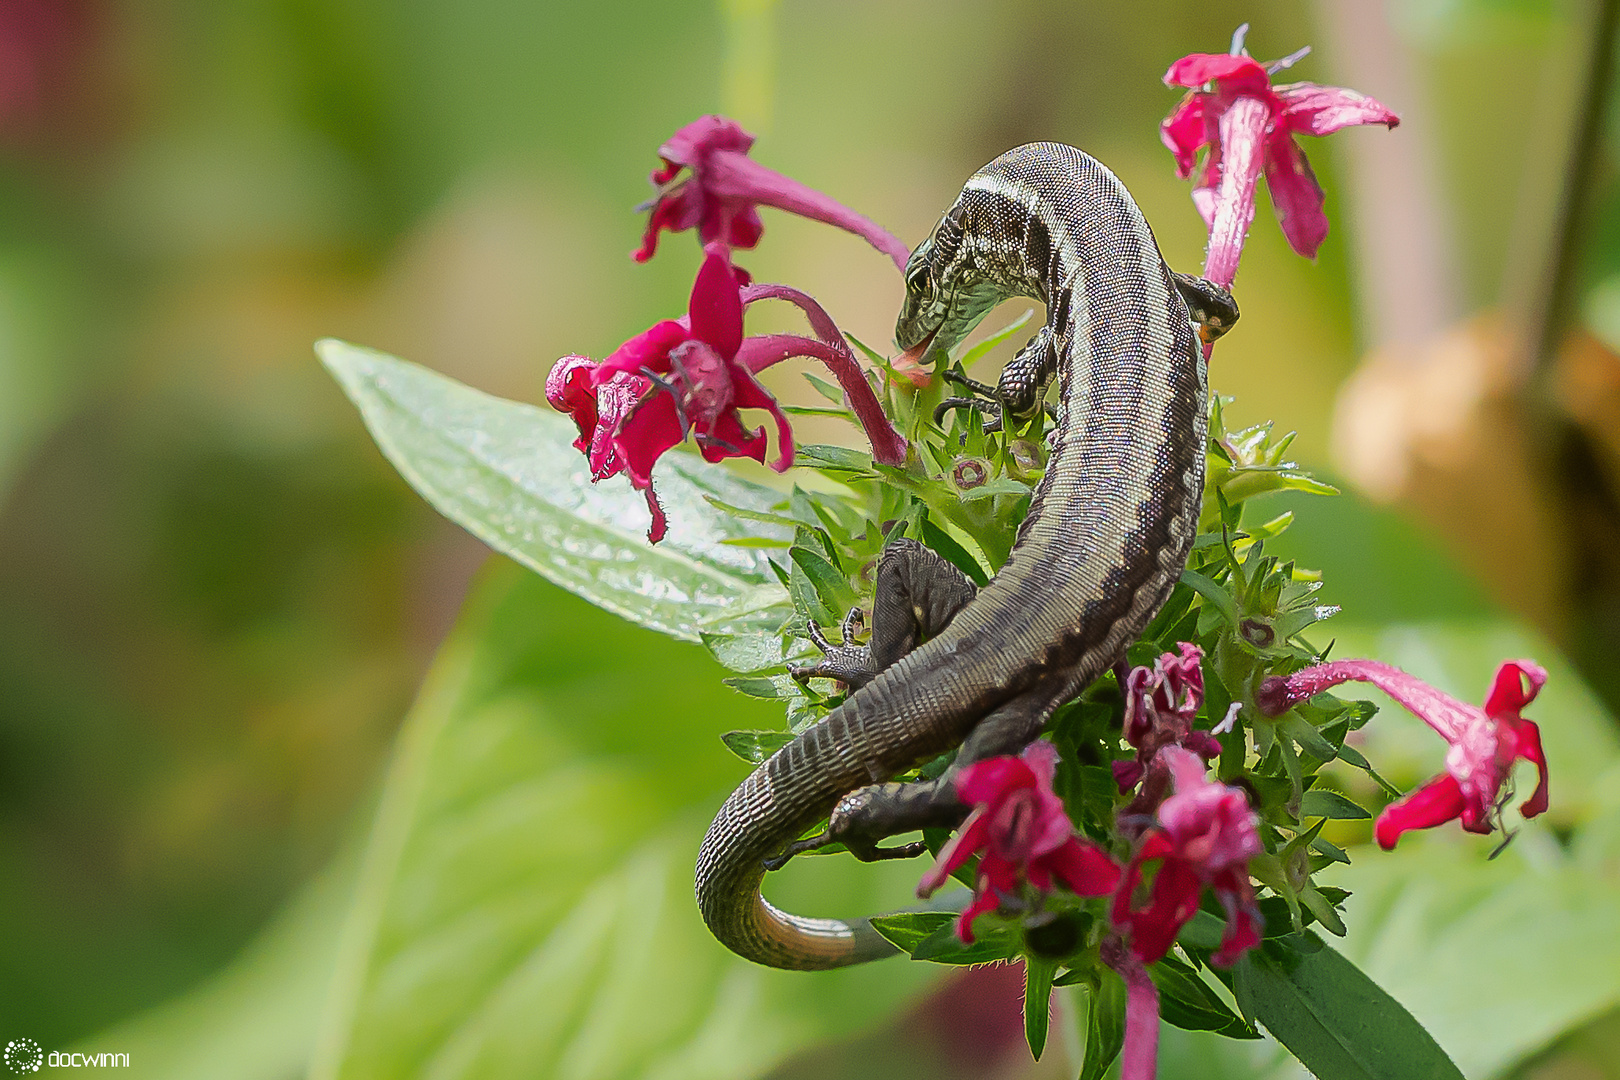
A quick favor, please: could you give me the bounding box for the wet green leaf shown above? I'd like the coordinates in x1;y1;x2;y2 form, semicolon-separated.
320;340;789;642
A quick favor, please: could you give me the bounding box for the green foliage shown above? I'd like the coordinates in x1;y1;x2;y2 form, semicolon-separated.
315;326;1620;1080
1077;967;1127;1080
306;563;935;1080
1231;932;1465;1080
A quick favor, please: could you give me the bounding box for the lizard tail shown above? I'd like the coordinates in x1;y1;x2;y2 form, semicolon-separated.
695;758;902;970
690;709;907;971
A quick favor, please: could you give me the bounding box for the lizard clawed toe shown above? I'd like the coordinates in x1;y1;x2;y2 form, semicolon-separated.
789;607;875;686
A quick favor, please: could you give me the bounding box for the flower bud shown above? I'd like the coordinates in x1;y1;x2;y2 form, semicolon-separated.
951;455;990;491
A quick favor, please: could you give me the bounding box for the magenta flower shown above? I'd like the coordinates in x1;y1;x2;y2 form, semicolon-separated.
1161;37;1399;288
1112;747;1263;967
547;244;906;541
548;243;792;542
918;741;1121;944
1257;659;1549;850
1114;642;1224;793
634;115;911;272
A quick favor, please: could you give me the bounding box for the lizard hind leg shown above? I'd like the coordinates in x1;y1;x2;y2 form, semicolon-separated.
788;537;977;691
819;681;1062;864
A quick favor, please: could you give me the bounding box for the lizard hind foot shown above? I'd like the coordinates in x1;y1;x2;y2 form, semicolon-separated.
788;607;877;687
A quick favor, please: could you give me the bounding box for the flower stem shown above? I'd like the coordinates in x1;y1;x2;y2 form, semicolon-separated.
711;152;912;272
1102;937;1160;1080
735;332;907;465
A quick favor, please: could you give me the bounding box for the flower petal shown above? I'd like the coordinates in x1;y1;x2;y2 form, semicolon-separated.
917;808;990;897
688;244;745;358
658;114;755;168
1042;838;1123;897
544;355;599;453
703;150;911;270
955;755;1035;806
1202;95;1268;288
1163;52;1271;91
1263;133;1329;259
595;319;691;382
1515;718;1550;820
1275;82;1400;136
1160;93;1208;179
613;390;686;491
1210;872;1263;967
1125;856;1202;964
953;886;1001;945
588;373;647;478
1483;659;1547;717
728;364;795;472
696;408;768;466
1374;772;1466;850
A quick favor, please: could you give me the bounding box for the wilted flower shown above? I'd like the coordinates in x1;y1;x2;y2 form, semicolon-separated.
918;741;1120;944
1114;642;1224;793
1257;658;1549;849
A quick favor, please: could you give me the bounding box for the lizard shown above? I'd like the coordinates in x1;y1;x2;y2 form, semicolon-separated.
694;142;1238;970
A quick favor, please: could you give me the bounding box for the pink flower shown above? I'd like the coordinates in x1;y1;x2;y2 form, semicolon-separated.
917;741;1121;944
1113;642;1224;793
547;244;907;541
634;115;911;272
1161;35;1399;288
1112;747;1263;967
547;243;792;542
1257;659;1549;850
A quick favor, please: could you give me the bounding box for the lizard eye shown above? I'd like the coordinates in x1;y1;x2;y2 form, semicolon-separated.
904;255;933;295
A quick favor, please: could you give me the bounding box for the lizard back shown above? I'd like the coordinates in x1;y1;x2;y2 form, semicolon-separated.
695;143;1206;969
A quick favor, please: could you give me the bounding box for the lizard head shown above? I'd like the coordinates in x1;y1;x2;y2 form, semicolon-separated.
894;200;1004;365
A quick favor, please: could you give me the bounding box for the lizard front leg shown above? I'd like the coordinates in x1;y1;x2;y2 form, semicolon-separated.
789;537;977;690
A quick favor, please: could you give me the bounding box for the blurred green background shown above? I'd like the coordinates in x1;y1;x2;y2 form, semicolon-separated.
3;1;1620;1078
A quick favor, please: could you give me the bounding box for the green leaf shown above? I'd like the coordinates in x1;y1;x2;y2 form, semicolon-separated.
956;477;1032;503
1025;958;1056;1060
796;443;878;476
789;545;859;614
867;911;954;953
700;630;787;673
1078;968;1127;1080
308;564;936;1080
959;307;1035;367
802;372;848;406
721;675;801;700
910;920;1019;965
1150;956;1260;1039
719;730;793;764
320;340;790;642
1235;932;1464;1080
702;495;800;530
1299;789;1371;820
919;517;990;586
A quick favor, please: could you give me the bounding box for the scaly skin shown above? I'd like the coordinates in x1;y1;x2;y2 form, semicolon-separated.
695;143;1213;969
